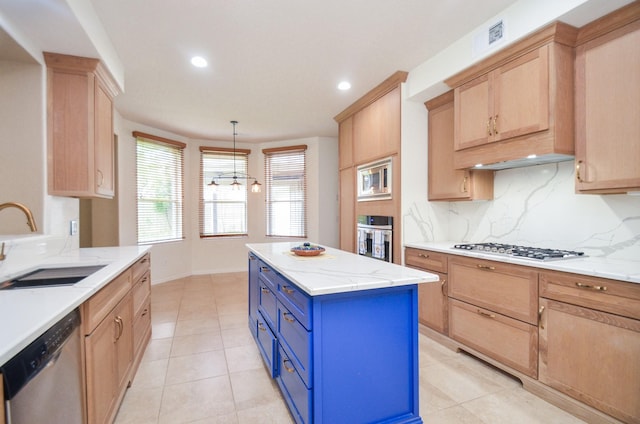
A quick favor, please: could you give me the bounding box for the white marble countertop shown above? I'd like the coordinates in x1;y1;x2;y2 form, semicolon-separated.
0;245;150;366
246;242;439;296
404;241;640;284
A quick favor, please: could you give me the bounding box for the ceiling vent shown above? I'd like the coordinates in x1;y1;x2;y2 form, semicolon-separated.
472;18;507;58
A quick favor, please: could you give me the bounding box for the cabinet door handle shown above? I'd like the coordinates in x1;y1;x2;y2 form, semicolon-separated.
538;305;545;329
97;169;104;187
283;359;295;373
261;287;270;294
461;176;468;193
493;115;498;134
477;309;495;319
476;264;495;271
486;118;492;136
258;322;267;332
142;308;149;317
417;253;429;259
260;267;270;272
441;279;447;297
576;160;583;182
283;313;295;323
282;286;294;295
575;282;607;291
114;316;123;341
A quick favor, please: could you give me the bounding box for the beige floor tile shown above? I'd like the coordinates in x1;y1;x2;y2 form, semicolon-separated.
221;326;254;349
189;413;239;423
158;376;236;424
165;350;228;385
142;338;172;362
170;330;224;357
225;343;264;373
174;317;220;337
151;307;179;324
419;375;459;415
216;300;248;316
114;386;162;424
219;311;248;330
422;405;486;424
177;302;219;321
229;368;282;411
130;358;168;389
236;399;295;424
151;322;176;339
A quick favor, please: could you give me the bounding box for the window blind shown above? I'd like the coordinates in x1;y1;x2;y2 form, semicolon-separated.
199;147;250;237
263;145;307;238
135;132;185;244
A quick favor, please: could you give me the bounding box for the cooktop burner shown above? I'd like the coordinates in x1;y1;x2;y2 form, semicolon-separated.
453;243;585;261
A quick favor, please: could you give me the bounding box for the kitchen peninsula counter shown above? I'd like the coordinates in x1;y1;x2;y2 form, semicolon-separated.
0;245;150;365
246;242;437;424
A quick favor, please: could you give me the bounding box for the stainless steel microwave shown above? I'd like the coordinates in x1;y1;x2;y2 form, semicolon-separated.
357;157;392;201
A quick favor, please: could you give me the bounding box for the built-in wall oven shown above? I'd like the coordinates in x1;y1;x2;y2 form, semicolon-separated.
356;215;393;262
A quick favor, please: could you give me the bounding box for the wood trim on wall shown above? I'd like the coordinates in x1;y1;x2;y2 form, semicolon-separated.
132;131;186;149
575;0;640;46
262;144;307;154
333;71;408;123
199;146;251;154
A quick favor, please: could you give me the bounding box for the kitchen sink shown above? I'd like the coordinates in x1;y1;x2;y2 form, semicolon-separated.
0;265;106;290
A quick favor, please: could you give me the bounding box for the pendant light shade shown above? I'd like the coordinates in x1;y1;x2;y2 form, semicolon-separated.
208;121;261;192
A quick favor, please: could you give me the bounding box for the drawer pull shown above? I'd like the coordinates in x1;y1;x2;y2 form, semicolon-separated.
282;286;295;295
261;287;270;294
418;253;429;259
283;313;295;323
260;267;270;272
258;323;267;332
283;359;295;373
575;282;607;291
538;305;545;329
477;310;495;319
441;279;447;297
142;308;149;317
476;264;496;271
114;316;124;341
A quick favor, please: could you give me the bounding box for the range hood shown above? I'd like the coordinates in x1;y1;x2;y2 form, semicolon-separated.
471;153;575;170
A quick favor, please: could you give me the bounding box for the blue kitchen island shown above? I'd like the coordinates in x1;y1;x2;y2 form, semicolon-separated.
247;242;438;424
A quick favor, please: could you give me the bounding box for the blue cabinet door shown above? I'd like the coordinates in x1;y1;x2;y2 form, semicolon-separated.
248;253;260;338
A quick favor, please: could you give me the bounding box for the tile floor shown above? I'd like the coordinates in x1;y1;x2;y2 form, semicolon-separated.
114;272;586;424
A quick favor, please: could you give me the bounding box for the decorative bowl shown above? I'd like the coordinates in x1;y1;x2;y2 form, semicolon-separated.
291;242;325;256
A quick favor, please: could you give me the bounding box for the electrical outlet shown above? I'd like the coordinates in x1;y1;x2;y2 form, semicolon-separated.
70;219;78;236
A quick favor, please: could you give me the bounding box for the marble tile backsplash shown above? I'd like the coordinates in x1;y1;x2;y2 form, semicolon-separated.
404;161;640;262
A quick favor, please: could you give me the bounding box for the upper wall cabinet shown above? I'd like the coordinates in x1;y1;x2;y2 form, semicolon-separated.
425;91;493;201
445;23;577;170
44;52;121;199
574;3;640;194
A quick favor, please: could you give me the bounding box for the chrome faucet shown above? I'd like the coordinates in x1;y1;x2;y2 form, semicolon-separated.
0;202;38;232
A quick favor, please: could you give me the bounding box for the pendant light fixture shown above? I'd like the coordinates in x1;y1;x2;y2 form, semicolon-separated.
208;121;261;193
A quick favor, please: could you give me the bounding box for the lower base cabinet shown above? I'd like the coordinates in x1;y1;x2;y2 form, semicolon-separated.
249;254;422;424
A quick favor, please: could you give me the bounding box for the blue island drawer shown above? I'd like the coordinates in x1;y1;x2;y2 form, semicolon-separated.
277;344;312;424
278;303;312;388
257;312;278;378
258;264;283;291
277;280;312;330
258;279;278;330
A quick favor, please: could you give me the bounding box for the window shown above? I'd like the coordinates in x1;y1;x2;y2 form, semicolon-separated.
199;147;250;237
264;145;307;237
134;132;185;244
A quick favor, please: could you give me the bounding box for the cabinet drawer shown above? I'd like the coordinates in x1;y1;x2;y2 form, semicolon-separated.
132;270;151;317
133;297;151;356
278;303;312;388
277;344;312;424
540;271;640;320
277;280;312;331
258;279;278;331
257;312;278;378
449;256;538;324
131;253;150;284
258;263;282;292
450;299;538;378
405;248;448;273
82;269;132;334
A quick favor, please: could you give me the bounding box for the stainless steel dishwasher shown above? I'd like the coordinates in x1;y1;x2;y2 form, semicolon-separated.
1;308;84;424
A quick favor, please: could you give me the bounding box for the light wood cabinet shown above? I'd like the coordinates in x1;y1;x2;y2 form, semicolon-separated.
426;91;493;201
539;271;640;423
574;7;640;194
448;256;539;378
131;254;152;375
405;247;448;334
338;117;353;170
44;52;120;199
339;168;355;253
446;23;576;169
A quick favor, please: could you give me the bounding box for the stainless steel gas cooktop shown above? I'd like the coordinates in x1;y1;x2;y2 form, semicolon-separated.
453;243;585;261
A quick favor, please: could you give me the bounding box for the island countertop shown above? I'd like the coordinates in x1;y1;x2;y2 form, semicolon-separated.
246;242;438;296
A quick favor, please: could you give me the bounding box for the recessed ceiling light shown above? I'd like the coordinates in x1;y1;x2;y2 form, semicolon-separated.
338;81;351;91
191;56;208;68
474;163;484;168
527;154;537;159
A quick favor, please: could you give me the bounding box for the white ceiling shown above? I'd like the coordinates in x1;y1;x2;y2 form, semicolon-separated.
0;0;626;143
